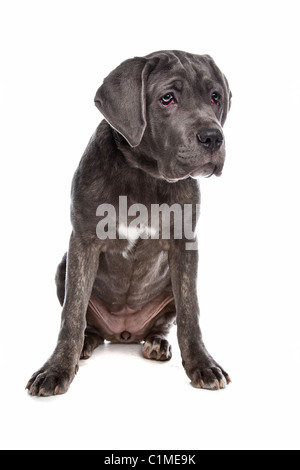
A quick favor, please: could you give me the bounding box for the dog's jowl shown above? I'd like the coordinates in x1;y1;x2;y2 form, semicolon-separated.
26;50;232;396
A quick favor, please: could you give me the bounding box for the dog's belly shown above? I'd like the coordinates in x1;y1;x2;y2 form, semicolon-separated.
87;292;174;343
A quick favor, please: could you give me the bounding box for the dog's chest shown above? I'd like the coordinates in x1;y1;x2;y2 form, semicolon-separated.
118;223;157;259
94;230;171;320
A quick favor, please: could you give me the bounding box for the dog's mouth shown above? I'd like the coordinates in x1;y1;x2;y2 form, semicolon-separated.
162;163;221;183
190;163;221;178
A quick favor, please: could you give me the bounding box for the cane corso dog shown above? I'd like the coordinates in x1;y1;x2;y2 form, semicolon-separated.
26;50;232;396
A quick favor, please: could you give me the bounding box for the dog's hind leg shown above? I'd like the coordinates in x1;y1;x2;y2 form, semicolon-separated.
55;253;67;306
142;304;176;361
80;326;104;360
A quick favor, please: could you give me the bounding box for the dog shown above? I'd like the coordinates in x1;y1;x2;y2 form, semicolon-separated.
26;50;232;396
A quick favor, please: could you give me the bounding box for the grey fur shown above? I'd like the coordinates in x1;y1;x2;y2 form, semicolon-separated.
26;50;232;396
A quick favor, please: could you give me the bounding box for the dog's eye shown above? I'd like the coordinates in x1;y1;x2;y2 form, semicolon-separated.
211;92;221;106
160;93;176;107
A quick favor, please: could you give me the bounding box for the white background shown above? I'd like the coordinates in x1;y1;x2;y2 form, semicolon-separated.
1;0;299;450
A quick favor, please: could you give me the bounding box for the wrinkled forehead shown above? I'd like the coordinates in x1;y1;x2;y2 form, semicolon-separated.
146;52;224;95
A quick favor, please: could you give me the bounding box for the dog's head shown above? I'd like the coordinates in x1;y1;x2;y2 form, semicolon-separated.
95;50;231;181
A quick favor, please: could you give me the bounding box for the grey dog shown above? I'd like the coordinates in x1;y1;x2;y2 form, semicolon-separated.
26;50;232;396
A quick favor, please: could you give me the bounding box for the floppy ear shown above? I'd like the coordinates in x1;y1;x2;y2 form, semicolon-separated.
202;55;232;126
221;75;232;126
94;57;150;147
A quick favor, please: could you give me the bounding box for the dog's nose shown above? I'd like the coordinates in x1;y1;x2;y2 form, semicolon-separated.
197;129;223;152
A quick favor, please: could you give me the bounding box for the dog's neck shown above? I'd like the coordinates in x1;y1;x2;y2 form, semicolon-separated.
112;129;162;180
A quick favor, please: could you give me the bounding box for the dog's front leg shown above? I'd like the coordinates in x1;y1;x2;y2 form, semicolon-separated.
26;234;101;396
168;240;230;390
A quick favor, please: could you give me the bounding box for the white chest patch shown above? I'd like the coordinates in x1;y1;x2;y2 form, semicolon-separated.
118;223;157;259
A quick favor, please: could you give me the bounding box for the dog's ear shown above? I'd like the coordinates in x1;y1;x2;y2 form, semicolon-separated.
95;57;152;147
221;75;232;126
202;55;232;126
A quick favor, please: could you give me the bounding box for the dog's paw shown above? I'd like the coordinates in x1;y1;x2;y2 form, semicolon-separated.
26;363;78;397
142;337;172;361
189;364;231;390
